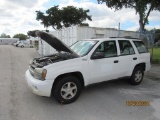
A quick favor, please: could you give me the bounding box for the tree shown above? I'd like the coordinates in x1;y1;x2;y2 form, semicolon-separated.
36;5;92;29
98;0;160;32
0;33;11;38
154;29;160;43
27;30;38;37
27;30;49;37
13;33;28;40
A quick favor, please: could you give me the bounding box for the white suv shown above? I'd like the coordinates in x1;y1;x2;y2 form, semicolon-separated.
25;31;151;104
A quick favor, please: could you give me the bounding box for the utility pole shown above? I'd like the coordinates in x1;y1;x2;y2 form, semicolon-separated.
118;22;120;37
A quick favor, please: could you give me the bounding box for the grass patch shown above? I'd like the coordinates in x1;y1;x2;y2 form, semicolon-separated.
149;47;160;64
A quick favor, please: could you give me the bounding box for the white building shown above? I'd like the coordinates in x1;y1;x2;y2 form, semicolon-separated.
0;38;19;45
39;26;140;55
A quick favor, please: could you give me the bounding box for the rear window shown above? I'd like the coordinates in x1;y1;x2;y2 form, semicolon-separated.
133;41;149;53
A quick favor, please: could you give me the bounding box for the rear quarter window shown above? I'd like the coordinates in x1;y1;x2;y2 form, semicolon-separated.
133;41;149;53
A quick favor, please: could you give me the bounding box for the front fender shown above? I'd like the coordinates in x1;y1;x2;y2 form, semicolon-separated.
44;57;90;86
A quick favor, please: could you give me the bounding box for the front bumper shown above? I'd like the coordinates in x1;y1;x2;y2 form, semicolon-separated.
25;70;53;97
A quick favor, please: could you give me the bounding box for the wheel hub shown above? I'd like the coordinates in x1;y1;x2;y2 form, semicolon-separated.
61;82;77;100
135;70;142;82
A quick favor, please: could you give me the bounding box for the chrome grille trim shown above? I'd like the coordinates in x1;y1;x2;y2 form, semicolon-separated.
29;66;34;76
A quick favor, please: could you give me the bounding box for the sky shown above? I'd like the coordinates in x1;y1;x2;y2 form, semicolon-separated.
0;0;160;37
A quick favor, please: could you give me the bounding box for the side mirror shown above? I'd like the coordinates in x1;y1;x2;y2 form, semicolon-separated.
91;52;104;59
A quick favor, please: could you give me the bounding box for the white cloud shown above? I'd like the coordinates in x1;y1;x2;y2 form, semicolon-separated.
0;0;159;37
127;25;160;32
148;10;160;22
59;1;160;31
0;0;49;37
59;2;139;28
126;26;139;31
145;25;160;30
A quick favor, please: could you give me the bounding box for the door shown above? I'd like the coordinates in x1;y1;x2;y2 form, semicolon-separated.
89;40;120;84
114;40;137;77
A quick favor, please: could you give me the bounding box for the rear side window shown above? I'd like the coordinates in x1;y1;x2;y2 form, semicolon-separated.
133;41;149;53
118;40;135;55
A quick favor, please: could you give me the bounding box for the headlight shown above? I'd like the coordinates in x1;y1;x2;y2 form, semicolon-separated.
41;69;47;80
34;68;47;80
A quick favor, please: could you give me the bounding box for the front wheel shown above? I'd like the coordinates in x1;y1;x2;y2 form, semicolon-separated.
53;76;82;104
130;67;144;85
21;45;24;48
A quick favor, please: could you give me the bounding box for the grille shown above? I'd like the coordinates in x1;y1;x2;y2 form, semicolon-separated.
29;66;34;77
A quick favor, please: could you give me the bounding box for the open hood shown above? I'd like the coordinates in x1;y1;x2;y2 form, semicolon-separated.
35;31;78;56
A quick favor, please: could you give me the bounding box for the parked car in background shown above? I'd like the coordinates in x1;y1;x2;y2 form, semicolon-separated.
18;42;34;48
13;41;22;47
25;31;151;104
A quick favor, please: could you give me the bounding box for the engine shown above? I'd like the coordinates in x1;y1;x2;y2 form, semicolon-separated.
30;52;77;68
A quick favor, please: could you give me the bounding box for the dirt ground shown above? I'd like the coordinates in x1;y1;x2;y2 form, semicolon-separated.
0;45;160;120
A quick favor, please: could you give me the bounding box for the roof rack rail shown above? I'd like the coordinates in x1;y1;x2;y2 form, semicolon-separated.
109;37;139;39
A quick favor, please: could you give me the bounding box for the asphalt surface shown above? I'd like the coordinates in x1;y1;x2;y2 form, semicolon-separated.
0;45;160;120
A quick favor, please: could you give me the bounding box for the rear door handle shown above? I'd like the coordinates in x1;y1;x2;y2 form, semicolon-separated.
133;57;137;60
114;60;119;63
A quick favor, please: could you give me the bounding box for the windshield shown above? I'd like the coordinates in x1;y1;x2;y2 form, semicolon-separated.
70;40;98;56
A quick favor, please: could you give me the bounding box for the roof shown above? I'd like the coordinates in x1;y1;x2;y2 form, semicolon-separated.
109;37;138;39
0;38;19;40
83;37;141;41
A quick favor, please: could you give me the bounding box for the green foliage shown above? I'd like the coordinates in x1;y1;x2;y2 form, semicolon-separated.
98;0;160;31
27;30;49;37
149;47;160;64
36;5;92;29
80;23;90;26
148;29;160;43
13;33;28;40
0;33;11;38
27;30;38;37
155;29;160;43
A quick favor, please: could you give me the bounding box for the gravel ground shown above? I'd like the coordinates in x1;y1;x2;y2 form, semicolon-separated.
0;45;160;120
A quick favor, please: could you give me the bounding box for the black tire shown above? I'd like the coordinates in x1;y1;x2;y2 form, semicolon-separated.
130;67;144;85
53;76;81;104
21;45;24;48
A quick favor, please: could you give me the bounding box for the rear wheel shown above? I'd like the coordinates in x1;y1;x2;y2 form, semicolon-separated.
21;45;24;48
130;67;144;85
53;76;81;104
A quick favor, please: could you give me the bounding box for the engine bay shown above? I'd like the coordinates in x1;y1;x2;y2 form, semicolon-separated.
30;52;78;68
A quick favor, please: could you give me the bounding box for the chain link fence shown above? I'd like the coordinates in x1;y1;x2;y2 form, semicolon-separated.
139;31;160;63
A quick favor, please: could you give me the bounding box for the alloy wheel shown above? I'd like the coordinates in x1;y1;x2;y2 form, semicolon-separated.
61;82;77;100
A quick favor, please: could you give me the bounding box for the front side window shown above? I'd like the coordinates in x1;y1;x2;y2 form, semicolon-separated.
133;41;149;53
70;40;98;56
118;40;135;55
94;41;117;58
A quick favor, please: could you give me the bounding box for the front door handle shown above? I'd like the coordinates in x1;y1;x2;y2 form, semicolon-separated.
133;57;137;60
114;60;119;63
